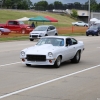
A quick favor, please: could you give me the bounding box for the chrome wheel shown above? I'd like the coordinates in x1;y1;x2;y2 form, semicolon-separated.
54;56;61;68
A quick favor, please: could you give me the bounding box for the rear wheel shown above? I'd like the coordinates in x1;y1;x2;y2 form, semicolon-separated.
71;51;81;63
54;56;61;68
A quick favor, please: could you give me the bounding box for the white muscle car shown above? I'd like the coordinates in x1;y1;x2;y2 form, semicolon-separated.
20;36;84;68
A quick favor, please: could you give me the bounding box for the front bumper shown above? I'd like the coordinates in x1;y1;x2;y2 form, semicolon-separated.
21;59;55;65
86;31;98;35
30;34;42;39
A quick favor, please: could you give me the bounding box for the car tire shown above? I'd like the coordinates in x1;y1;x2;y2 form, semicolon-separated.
86;33;89;36
55;33;58;36
54;56;61;68
26;64;31;66
21;29;26;34
74;24;77;26
30;39;34;41
45;34;48;36
71;51;81;63
96;32;100;36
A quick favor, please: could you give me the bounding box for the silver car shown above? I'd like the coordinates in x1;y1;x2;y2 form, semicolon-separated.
72;21;88;27
29;25;58;41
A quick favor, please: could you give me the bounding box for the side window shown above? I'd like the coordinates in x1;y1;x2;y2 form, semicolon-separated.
8;21;14;25
66;38;73;46
71;38;78;45
48;27;51;31
14;21;19;25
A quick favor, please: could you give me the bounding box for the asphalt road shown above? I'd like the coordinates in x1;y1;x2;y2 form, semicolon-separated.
0;36;100;100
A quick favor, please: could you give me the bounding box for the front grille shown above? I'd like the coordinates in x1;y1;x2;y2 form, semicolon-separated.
32;35;38;37
27;55;46;61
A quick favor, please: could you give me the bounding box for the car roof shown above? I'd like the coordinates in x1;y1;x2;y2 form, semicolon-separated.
37;25;55;27
41;36;71;39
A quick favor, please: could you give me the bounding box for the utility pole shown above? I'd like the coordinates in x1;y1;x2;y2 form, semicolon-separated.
88;0;90;26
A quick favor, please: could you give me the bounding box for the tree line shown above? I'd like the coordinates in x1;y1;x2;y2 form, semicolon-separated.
0;0;100;12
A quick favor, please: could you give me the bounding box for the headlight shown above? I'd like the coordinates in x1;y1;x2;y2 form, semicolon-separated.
40;33;43;35
21;51;25;56
48;52;53;57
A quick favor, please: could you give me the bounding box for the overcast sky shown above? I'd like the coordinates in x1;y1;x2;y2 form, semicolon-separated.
31;0;100;4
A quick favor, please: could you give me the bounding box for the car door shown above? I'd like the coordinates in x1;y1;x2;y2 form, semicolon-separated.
48;26;55;36
47;26;52;36
7;21;15;31
63;38;76;60
78;21;84;26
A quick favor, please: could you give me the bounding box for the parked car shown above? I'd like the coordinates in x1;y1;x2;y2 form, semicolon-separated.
72;21;88;27
0;20;33;34
20;36;84;68
86;25;100;36
29;25;58;41
0;28;11;35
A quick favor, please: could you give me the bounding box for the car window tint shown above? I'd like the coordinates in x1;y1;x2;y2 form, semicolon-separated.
66;38;73;46
49;26;55;30
8;21;14;25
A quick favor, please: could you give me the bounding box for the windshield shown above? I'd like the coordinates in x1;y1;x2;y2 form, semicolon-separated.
36;38;64;46
34;26;48;31
18;21;24;25
89;25;98;30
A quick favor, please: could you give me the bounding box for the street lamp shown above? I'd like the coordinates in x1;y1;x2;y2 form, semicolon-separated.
88;0;90;26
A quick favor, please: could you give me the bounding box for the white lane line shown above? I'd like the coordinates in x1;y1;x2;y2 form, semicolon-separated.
0;64;100;99
0;62;21;67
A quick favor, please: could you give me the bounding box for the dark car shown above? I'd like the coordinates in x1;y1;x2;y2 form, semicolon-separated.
86;25;100;36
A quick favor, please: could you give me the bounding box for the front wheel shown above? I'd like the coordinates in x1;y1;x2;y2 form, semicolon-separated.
45;34;48;36
30;39;34;41
55;33;58;36
71;51;81;63
96;32;100;36
26;64;31;67
54;56;61;68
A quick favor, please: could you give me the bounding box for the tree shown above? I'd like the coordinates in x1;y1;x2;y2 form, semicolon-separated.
71;9;78;18
54;1;63;9
85;0;98;11
47;3;54;10
34;1;48;11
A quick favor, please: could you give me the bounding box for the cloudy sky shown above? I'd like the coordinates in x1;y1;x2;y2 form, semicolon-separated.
31;0;100;4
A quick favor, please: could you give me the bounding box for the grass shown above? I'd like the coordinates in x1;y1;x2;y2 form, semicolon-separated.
0;9;76;27
0;9;86;42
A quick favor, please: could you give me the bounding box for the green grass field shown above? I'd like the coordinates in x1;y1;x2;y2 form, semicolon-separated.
0;9;76;27
0;9;86;42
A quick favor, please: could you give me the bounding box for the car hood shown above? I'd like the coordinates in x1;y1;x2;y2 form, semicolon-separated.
30;30;46;34
23;44;59;55
87;29;97;31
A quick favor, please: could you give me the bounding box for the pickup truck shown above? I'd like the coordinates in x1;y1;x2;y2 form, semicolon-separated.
0;20;34;34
